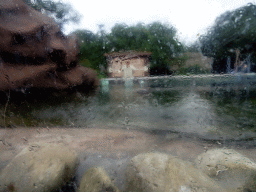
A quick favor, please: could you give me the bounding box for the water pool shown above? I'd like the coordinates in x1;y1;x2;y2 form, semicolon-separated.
1;74;256;143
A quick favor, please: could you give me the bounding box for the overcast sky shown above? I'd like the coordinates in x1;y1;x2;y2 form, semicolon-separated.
62;0;255;45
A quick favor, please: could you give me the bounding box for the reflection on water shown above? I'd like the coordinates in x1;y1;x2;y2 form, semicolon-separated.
0;75;256;141
200;85;256;133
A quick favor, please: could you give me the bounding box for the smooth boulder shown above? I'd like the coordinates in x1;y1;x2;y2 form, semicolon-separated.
195;148;256;191
0;142;79;192
79;167;120;192
125;152;223;192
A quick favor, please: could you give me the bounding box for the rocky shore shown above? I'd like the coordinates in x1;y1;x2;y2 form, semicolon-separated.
1;127;256;192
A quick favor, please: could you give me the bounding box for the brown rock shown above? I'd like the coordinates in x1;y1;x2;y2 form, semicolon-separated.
79;167;120;192
125;152;224;192
195;148;256;191
0;0;98;93
0;142;79;192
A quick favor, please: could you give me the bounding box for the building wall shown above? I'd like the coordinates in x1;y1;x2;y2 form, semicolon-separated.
108;57;149;78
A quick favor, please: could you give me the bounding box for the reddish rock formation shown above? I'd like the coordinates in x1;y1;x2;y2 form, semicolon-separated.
0;0;98;93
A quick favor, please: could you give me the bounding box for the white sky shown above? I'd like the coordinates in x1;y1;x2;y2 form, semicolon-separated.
62;0;255;45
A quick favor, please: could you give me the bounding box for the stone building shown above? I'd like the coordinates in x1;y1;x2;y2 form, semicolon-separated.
104;51;151;78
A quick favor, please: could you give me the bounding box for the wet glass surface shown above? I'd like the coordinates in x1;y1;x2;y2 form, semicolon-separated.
2;1;256;192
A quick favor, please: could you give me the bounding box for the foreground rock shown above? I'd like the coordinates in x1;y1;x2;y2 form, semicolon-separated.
0;142;79;192
79;167;120;192
125;152;223;192
195;148;256;191
0;0;98;93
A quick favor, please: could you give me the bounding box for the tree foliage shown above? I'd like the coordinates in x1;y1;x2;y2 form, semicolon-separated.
24;0;80;28
185;42;201;53
200;3;256;73
75;27;110;76
77;22;184;76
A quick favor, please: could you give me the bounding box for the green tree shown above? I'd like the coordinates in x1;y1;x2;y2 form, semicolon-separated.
24;0;80;28
147;22;184;74
107;23;150;51
75;26;110;77
200;3;256;73
185;41;201;53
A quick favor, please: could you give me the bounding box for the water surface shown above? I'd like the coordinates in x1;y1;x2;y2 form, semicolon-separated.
1;74;256;142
